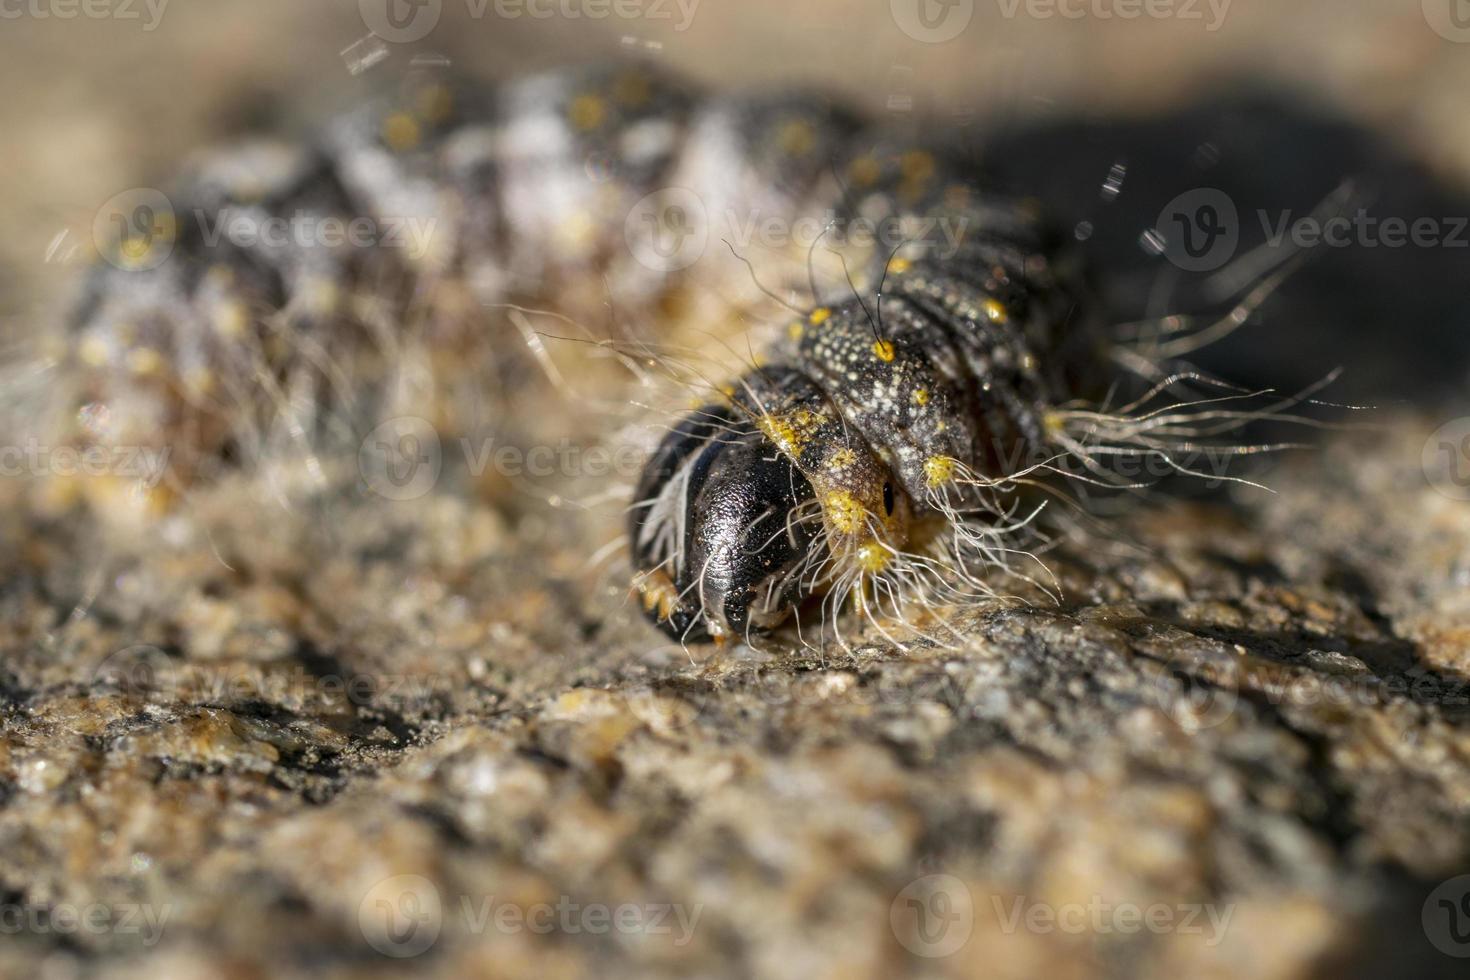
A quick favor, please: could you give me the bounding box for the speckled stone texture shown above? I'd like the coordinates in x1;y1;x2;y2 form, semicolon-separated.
0;414;1468;978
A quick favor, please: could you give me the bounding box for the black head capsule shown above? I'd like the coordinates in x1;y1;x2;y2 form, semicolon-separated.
631;411;818;642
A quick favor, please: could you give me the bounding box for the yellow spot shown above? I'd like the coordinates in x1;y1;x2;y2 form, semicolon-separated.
184;367;215;395
982;298;1009;324
633;569;679;623
79;336;110;368
416;84;453;124
614;71;651;107
872;339;895;362
809;307;831;325
856;542;890;573
787;321;804;341
849;156;880;186
912;387;929;406
824;490;866;535
214;301;248;338
569;94;607;131
790;407;820;429
1044;411;1066;436
760;415;804;456
305;278;340;317
924;455;956;487
887;257;911;275
126;348;163;377
557;211;596;249
118;237;153;264
901;150;935;183
382;113;421;152
720;384;737;399
777;119;815;157
827;448;857;470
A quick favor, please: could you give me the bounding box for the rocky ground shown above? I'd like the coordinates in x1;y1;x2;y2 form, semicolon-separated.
3;416;1470;978
5;2;1470;978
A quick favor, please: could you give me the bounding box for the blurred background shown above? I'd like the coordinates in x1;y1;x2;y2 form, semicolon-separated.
4;0;1470;401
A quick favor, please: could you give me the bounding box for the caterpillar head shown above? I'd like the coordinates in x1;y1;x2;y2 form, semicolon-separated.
631;420;818;641
630;390;912;643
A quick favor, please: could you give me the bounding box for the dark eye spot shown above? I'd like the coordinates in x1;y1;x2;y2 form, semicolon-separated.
882;481;895;516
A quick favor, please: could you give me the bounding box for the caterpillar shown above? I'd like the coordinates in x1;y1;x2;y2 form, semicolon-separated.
56;62;855;499
51;61;1295;645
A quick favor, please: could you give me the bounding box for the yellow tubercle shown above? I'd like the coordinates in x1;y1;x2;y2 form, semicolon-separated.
855;542;890;573
569;94;607;131
872;339;896;362
823;490;866;535
777;119;815;156
809;307;831;326
912;387;930;406
901;150;935;182
758;414;804;457
849;156;880;186
924;455;957;488
982;298;1009;324
382;113;421;152
126;348;163;377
